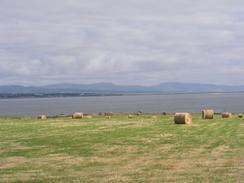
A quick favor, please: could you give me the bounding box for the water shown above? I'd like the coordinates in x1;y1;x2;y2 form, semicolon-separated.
0;93;244;116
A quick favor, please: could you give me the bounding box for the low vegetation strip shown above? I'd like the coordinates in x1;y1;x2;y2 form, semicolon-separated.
0;114;243;182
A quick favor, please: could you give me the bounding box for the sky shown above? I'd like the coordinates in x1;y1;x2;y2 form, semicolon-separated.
0;0;244;86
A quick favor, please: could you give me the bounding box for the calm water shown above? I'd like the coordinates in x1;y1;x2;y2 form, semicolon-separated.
0;93;244;116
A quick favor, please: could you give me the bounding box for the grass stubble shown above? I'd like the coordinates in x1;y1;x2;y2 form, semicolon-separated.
0;113;243;182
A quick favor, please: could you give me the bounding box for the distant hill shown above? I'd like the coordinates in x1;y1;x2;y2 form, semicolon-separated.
1;82;244;94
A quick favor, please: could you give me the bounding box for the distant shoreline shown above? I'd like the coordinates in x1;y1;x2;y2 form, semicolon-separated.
1;91;244;99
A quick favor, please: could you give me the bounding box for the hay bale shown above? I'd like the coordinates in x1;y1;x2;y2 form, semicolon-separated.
162;112;167;115
128;114;133;119
222;112;232;118
37;115;47;120
106;116;111;119
105;112;113;116
174;113;192;125
202;109;214;119
72;112;83;119
238;113;243;118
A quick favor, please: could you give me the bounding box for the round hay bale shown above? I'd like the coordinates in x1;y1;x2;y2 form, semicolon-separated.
106;116;111;119
222;112;232;118
128;114;133;119
202;109;214;119
238;113;243;118
72;112;83;119
174;113;192;125
37;115;47;120
105;112;113;116
98;112;104;116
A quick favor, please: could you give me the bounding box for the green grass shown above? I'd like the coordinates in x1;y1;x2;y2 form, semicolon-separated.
0;114;243;183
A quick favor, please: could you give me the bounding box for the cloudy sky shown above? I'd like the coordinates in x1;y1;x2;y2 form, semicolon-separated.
0;0;244;86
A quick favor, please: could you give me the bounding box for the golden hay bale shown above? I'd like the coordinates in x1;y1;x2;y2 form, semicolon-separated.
106;116;111;119
238;113;243;118
174;113;192;125
37;115;47;120
105;112;113;116
222;112;232;118
72;112;83;119
202;109;214;119
128;114;133;119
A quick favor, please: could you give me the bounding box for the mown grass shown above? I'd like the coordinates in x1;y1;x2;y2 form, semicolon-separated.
0;113;243;183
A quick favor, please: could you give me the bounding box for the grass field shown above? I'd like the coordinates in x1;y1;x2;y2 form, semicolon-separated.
0;113;243;183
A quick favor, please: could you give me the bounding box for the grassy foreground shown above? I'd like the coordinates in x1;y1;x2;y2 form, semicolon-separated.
0;113;243;183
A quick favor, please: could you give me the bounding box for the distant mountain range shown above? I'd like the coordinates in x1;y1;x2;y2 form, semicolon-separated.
1;82;244;94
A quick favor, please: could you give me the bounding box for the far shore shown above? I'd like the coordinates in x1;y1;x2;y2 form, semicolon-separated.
1;91;244;99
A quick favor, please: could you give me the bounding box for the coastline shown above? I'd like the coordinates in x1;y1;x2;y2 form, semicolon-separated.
1;91;244;100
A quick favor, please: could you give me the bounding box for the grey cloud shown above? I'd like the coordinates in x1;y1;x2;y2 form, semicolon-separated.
0;0;244;85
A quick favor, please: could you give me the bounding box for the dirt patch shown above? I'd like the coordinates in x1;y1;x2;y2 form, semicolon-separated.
0;156;28;169
33;154;85;168
1;171;40;182
154;144;176;153
211;145;231;157
158;159;193;170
